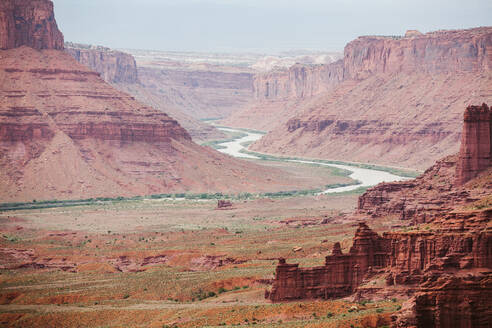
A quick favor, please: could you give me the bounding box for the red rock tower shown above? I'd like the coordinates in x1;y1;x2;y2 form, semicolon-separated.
0;0;64;50
455;103;492;185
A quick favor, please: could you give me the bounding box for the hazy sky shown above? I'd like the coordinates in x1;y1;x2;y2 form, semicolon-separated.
55;0;491;53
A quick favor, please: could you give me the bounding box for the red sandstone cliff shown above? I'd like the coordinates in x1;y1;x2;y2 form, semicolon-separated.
0;1;327;202
0;46;325;202
250;27;492;169
252;62;343;101
343;28;491;79
65;43;138;84
0;0;63;50
455;103;492;185
222;60;343;131
64;43;224;141
267;105;492;327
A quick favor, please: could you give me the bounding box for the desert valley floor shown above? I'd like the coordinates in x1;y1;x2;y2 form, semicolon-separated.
1;1;491;327
0;139;407;327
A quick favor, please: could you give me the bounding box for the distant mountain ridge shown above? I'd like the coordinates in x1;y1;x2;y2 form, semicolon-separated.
248;27;492;169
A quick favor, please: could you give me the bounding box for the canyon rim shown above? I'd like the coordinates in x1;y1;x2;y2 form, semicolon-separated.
0;1;491;327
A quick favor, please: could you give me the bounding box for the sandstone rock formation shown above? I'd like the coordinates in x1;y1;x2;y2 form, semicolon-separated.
253;62;343;101
0;0;330;202
266;222;390;302
65;43;138;84
133;65;254;120
413;274;491;328
216;200;233;209
222;60;343;131
64;43;224;141
251;27;492;169
0;0;64;50
267;105;492;326
455;103;492;185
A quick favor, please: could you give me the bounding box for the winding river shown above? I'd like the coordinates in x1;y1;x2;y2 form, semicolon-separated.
215;127;411;193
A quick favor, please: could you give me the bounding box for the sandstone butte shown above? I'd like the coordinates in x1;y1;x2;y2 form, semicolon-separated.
232;27;492;169
64;42;139;84
0;0;314;202
64;42;224;142
266;104;492;328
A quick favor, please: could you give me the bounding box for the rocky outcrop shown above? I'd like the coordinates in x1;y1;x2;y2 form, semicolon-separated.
267;105;492;326
455;103;492;185
343;27;491;80
216;200;233;209
356;155;474;224
65;43;139;84
222;60;343;131
0;0;64;50
253;61;344;101
0;45;326;202
268;218;492;303
64;43;224;141
414;274;492;328
251;27;492;169
266;222;390;302
385;227;492;286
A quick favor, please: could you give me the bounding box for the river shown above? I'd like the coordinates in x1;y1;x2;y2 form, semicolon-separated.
215;127;411;193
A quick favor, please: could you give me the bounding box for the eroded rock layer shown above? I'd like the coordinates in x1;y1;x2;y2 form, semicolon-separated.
65;43;138;84
222;61;343;131
251;27;492;168
267;105;492;327
63;43;223;141
0;46;327;202
455;103;492;185
0;0;64;50
266;222;390;302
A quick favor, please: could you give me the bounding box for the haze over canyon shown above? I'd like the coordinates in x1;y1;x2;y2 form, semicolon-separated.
0;1;491;328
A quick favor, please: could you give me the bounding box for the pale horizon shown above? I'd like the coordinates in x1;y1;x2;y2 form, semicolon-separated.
55;0;491;53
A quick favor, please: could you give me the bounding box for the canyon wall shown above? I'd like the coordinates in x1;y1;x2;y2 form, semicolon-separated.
222;58;343;131
251;27;492;169
0;0;64;50
0;0;325;202
267;105;492;326
268;219;492;303
455;103;492;185
65;43;225;141
1;46;313;202
413;274;491;328
343;28;492;80
253;61;344;101
134;66;254;120
267;223;390;302
65;43;138;84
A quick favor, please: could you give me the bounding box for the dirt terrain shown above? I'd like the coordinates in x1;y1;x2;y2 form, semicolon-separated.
0;192;402;328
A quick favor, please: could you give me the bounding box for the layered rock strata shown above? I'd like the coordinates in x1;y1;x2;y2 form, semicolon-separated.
413;274;491;328
251;27;492;168
0;46;321;202
0;0;332;201
253;62;343;101
0;0;64;50
64;43;223;141
65;43;138;84
222;60;343;131
267;105;492;326
266;222;390;302
455;103;492;185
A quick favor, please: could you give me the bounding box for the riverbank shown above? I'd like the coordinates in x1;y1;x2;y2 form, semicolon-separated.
212;126;416;194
